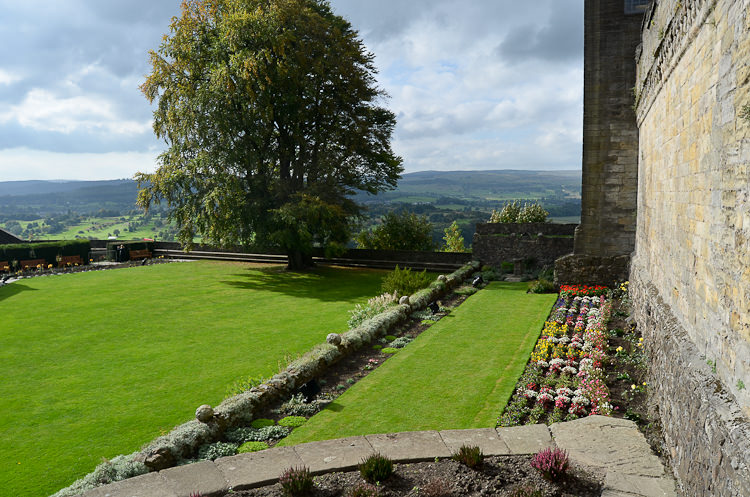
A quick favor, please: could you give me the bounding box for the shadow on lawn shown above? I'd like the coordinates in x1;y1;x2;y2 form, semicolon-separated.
220;265;386;303
0;282;38;303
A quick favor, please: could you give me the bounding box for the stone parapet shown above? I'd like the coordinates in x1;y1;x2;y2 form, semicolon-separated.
472;223;575;269
631;266;750;496
554;253;630;287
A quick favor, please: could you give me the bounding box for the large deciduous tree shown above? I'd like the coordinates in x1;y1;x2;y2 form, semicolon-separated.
136;0;403;269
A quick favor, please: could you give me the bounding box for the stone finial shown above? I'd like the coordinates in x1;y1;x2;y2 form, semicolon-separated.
326;333;342;346
195;404;214;423
399;295;410;305
437;274;447;282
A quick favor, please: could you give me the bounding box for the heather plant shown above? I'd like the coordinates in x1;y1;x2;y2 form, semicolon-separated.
198;441;238;460
345;482;380;497
530;447;569;481
279;466;314;496
381;347;398;354
454;284;478;296
380;265;433;296
358;453;394;483
348;291;399;329
451;445;483;469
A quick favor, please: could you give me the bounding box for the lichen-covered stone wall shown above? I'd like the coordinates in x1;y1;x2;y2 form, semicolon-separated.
633;0;750;494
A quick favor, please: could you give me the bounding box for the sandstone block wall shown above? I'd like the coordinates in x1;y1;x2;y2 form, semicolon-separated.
575;0;642;258
633;0;750;493
473;223;575;269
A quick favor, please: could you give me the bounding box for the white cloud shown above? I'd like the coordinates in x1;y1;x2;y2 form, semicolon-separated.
0;147;158;181
0;68;21;86
0;89;151;135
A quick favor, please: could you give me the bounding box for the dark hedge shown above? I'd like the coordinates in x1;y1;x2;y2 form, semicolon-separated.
0;240;91;267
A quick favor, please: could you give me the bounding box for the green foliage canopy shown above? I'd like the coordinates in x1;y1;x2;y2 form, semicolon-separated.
136;0;402;268
356;210;434;251
442;220;467;252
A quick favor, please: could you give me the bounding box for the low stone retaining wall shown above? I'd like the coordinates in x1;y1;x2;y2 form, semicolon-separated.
55;261;481;496
554;254;630;287
473;223;575;270
631;269;750;497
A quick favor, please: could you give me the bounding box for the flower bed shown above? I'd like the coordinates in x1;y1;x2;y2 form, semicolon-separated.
499;285;614;426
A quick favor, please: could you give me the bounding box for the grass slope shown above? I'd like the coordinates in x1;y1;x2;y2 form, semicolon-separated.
280;282;556;445
0;262;385;497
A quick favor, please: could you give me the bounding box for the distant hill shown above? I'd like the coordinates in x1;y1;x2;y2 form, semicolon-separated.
0;170;581;220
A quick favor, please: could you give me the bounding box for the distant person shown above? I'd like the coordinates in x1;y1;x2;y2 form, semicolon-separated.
116;244;125;262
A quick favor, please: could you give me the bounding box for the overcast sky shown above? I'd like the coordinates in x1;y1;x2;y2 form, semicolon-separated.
0;0;583;181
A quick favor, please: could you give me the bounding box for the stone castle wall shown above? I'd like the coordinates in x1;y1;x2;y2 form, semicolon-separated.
632;0;750;494
473;223;575;269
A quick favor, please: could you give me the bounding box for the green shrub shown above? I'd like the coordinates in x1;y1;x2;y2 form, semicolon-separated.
358;453;394;483
489;201;521;223
238;441;269;453
389;337;412;349
279;466;314;496
381;265;433;296
384;335;397;341
250;418;275;429
528;279;558;294
278;416;307;428
275;394;319;417
517;203;549;223
451;445;483;469
198;441;238;460
50;453;148;497
372;344;382;350
454;285;478;296
381;347;398;354
225;425;291;443
0;239;91;268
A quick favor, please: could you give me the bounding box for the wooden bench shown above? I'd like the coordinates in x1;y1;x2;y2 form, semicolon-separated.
0;261;9;272
129;249;152;260
58;255;83;267
19;259;46;271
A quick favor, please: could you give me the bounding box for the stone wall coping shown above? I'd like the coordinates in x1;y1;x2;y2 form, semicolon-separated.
81;416;676;497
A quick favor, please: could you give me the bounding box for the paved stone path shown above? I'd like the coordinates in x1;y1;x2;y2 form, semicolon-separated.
81;416;676;497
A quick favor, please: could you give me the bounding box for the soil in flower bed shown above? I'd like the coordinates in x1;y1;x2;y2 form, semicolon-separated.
226;455;604;497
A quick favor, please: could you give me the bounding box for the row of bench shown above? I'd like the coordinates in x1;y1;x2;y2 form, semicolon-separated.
0;255;85;272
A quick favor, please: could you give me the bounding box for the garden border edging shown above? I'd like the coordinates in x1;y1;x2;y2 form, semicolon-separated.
54;261;480;496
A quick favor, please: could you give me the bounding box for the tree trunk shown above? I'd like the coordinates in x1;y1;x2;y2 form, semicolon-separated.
287;250;314;271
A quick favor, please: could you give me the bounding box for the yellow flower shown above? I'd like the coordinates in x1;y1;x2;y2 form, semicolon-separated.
631;384;636;390
616;346;623;352
642;382;647;386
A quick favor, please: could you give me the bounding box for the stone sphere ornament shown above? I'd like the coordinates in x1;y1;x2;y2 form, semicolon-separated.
326;333;342;346
399;296;410;305
437;274;447;282
195;404;214;423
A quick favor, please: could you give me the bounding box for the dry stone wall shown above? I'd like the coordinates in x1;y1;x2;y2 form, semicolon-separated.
473;223;575;269
633;0;750;494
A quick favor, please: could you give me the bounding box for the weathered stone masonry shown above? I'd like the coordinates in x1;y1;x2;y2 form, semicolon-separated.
632;0;750;495
555;0;643;286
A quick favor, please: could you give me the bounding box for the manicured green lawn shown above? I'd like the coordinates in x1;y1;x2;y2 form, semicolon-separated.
0;262;385;497
280;282;556;445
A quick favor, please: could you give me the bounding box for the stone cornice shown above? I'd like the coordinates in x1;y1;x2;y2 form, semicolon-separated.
635;0;719;125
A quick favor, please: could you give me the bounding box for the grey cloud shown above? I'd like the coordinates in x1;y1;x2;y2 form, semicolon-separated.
495;2;583;63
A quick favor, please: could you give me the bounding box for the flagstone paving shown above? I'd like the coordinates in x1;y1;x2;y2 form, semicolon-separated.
81;416;676;497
